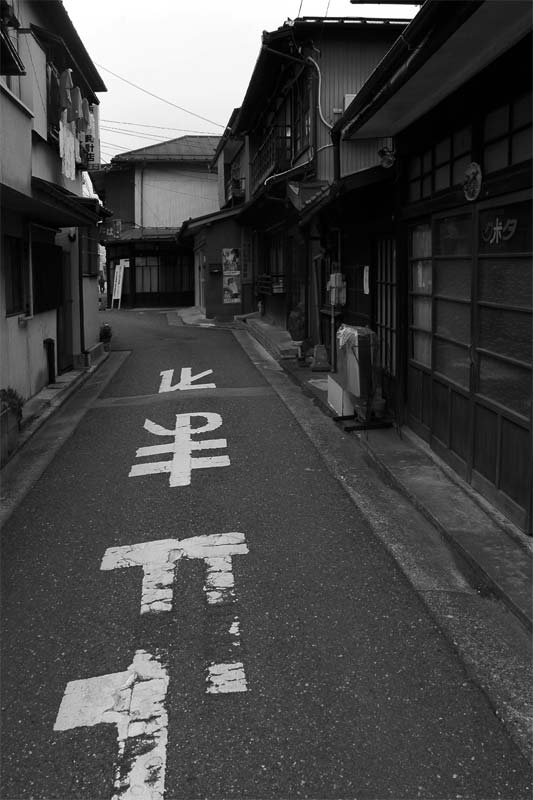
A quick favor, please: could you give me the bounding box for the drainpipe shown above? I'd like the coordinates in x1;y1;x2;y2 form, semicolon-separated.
139;162;145;231
78;228;86;365
331;129;341;183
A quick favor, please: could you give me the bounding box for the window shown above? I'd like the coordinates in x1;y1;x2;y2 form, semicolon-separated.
79;227;99;276
483;93;532;174
476;200;532;418
32;241;62;313
3;235;25;315
407;126;472;202
292;75;310;157
433;214;473;388
409;224;432;367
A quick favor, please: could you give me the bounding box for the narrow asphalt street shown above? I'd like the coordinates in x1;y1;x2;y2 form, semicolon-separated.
1;309;531;800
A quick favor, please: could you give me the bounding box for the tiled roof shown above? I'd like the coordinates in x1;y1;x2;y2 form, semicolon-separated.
113;135;221;162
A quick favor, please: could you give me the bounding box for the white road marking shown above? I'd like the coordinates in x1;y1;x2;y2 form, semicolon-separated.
101;534;249;693
101;533;248;614
54;650;169;800
206;662;247;694
129;412;230;486
158;367;216;393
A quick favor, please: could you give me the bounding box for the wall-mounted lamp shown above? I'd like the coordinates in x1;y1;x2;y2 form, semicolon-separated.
378;147;395;169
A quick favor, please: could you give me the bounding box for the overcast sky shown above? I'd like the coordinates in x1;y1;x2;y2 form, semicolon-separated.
62;0;419;164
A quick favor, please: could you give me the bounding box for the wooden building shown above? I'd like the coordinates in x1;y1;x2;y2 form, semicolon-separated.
184;16;409;325
334;0;532;532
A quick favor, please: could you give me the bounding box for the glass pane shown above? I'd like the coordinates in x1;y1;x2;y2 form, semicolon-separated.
513;92;532;128
452;155;471;186
484;139;508;173
484;105;509;140
408;157;421;179
142;266;150;291
478;355;531;417
435;299;470;344
479;201;532;254
422;176;432;197
435;258;471;299
511;127;532;163
150;265;159;292
479;307;532;363
434;215;472;256
412;331;431;367
434;165;449;192
453;126;471;155
478;257;532;309
435;138;451;165
412;296;432;330
411;225;432;258
434;340;470;387
422;150;432;172
411;260;432;293
408;180;421;202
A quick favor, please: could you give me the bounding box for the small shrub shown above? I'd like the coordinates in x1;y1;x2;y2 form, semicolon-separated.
0;387;24;425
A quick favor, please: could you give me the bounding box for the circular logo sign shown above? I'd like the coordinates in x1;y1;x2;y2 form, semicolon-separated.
463;162;482;201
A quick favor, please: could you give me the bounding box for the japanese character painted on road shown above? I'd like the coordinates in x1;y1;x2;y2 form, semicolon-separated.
129;412;230;487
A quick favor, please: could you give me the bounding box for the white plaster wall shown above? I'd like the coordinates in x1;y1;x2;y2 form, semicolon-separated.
0;311;56;401
0;86;32;195
141;166;218;227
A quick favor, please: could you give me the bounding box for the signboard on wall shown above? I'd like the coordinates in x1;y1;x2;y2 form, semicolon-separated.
222;248;241;304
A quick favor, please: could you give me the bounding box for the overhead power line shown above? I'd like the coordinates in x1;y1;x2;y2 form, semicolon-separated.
101;119;220;135
101;126;170;142
94;62;225;129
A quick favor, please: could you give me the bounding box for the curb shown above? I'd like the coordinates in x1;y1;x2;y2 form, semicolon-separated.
3;352;110;469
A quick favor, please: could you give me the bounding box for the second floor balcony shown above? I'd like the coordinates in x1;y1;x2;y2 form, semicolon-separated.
251;126;292;194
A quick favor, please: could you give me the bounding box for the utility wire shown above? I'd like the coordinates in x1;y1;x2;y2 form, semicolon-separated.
101;126;219;149
101;119;220;135
94;62;225;128
101;126;170;142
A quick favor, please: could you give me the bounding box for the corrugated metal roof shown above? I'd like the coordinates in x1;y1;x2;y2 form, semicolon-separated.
113;135;221;162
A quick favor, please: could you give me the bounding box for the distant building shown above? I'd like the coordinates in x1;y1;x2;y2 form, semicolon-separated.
180;15;407;322
90;136;220;308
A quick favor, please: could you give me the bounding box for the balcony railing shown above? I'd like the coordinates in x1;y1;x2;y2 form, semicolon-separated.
251;127;292;193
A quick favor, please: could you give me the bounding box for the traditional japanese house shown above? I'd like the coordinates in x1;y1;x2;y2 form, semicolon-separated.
334;0;532;532
190;15;409;329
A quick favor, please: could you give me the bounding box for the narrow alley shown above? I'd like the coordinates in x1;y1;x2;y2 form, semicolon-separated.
1;310;531;800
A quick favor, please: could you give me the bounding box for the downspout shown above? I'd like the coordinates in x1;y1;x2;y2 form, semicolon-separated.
140;161;145;231
332;129;341;182
78;229;86;364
